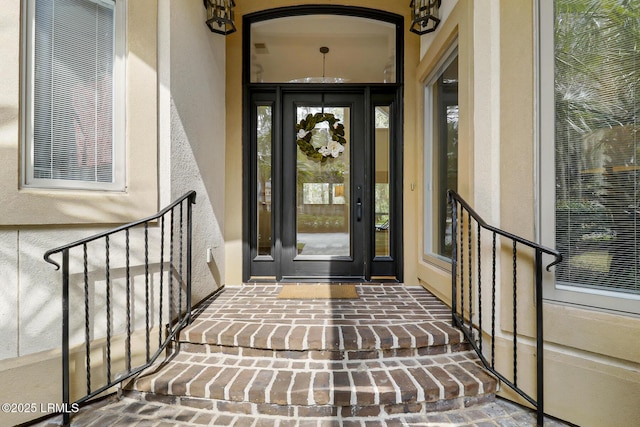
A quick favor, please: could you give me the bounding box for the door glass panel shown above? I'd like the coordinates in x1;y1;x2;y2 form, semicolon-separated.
375;106;391;256
250;15;396;83
296;106;350;256
257;105;272;256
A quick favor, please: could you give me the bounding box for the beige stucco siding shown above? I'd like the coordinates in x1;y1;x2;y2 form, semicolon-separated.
416;0;473;300
417;2;640;426
0;1;226;424
165;0;226;298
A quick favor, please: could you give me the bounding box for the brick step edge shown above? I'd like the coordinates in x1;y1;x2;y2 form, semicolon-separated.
179;321;468;353
179;341;473;360
124;389;496;419
128;353;497;407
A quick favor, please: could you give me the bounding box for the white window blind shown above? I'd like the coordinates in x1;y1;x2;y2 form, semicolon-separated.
554;0;640;296
25;0;124;189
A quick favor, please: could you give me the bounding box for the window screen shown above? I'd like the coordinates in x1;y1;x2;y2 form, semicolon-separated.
26;0;122;188
554;0;640;295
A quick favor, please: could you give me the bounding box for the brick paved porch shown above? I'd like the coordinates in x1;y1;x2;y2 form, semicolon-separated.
32;284;572;426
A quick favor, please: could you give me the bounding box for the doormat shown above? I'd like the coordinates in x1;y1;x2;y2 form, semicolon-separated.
277;284;359;300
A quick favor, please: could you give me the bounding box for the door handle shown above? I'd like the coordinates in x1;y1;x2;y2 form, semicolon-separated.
355;185;363;222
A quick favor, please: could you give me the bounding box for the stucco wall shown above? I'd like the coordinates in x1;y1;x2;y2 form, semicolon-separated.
418;0;459;59
416;2;640;426
0;0;160;359
0;1;226;424
165;0;226;300
416;1;475;301
500;2;640;424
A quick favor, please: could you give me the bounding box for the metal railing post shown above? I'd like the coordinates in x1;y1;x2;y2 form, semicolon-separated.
449;192;458;328
186;194;196;324
535;249;545;427
62;249;70;427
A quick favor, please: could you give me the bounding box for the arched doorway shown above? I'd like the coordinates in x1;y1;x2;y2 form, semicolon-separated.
243;6;404;282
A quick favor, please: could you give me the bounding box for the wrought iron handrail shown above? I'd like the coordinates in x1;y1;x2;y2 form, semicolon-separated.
44;191;196;425
447;190;562;427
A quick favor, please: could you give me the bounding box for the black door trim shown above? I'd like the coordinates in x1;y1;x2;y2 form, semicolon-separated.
242;6;404;86
242;6;404;282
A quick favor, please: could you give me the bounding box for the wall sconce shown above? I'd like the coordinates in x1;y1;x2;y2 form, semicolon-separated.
410;0;441;35
203;0;236;35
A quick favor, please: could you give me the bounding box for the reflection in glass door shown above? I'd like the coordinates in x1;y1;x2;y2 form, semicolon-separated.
257;105;273;256
281;93;365;279
375;106;391;257
296;106;351;258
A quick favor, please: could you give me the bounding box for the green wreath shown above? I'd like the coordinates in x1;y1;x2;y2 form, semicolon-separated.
295;113;346;162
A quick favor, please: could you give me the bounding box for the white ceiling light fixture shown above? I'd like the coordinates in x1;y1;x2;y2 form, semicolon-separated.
290;46;349;84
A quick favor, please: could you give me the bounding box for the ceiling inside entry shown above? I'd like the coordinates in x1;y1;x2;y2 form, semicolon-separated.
250;15;396;83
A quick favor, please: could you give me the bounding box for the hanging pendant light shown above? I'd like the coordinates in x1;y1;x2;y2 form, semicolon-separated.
410;0;441;35
289;46;349;83
203;0;236;35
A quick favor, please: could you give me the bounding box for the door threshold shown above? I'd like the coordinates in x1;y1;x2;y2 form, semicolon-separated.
245;276;399;284
280;276;366;283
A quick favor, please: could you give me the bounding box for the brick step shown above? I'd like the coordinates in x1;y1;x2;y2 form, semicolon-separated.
177;287;477;362
178;340;471;361
126;351;496;416
179;319;468;356
180;320;463;350
122;285;498;421
125;390;494;422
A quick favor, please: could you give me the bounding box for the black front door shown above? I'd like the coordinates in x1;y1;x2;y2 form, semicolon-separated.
246;87;402;282
280;92;366;280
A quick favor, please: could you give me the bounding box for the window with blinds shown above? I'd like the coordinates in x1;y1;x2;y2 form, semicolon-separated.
554;0;639;296
23;0;125;190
